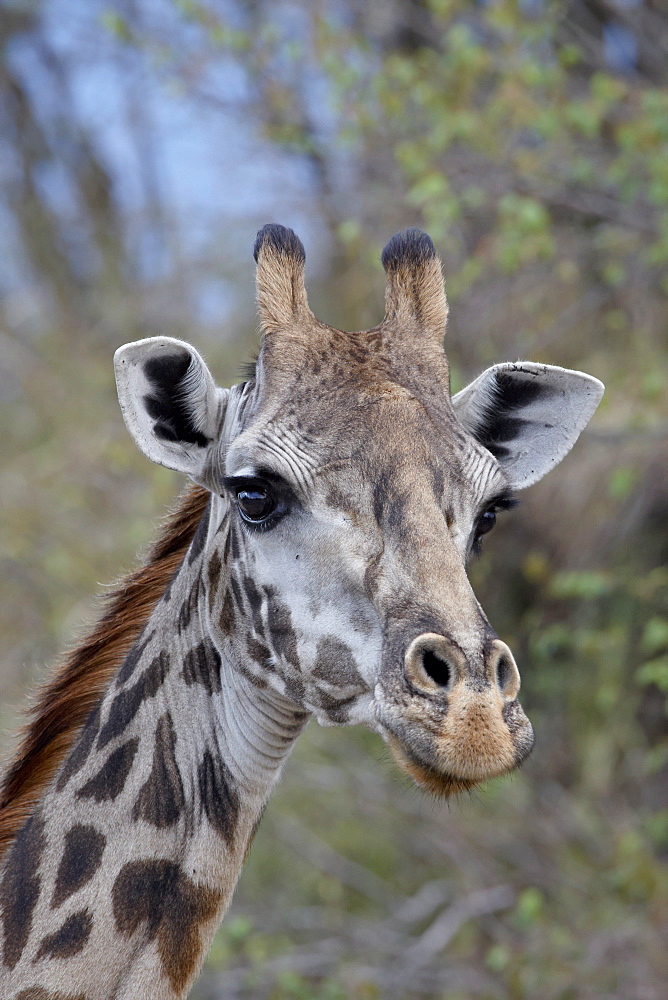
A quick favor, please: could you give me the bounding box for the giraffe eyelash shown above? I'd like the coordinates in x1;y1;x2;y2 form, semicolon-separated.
470;491;520;558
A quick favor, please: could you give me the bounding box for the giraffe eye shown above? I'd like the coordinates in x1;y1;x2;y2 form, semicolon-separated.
471;491;519;557
235;486;277;524
477;509;496;537
471;508;497;558
223;473;293;532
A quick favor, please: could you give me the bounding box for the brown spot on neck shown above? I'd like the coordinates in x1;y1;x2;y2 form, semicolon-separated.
132;713;185;829
51;824;106;908
112;859;222;993
0;811;46;969
75;738;139;803
34;909;92;961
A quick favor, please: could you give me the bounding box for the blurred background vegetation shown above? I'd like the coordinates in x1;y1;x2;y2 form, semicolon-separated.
0;0;666;997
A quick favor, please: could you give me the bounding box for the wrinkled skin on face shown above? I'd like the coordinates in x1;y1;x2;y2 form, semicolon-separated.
115;225;604;797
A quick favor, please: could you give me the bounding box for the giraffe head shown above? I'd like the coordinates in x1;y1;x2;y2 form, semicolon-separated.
115;225;603;798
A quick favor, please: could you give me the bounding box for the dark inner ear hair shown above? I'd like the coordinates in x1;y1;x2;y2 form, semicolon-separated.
474;372;550;461
142;353;211;447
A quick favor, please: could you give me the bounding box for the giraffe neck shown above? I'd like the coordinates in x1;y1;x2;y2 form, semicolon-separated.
0;505;310;999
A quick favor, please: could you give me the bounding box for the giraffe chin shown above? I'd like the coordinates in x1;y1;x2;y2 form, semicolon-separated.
386;718;534;800
387;737;478;798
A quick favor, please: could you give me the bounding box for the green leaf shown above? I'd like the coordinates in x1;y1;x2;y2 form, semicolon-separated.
636;655;668;693
549;571;614;600
607;466;636;500
406;171;448;207
515;887;544;927
642;618;668;655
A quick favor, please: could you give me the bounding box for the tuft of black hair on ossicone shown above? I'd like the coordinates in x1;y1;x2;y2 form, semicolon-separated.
381;228;436;272
253;224;306;264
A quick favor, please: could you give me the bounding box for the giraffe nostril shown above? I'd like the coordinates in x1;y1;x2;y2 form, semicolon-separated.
487;640;521;700
421;649;451;688
404;633;465;693
496;653;511;693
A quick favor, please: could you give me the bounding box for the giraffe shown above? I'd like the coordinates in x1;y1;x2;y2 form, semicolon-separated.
0;225;604;999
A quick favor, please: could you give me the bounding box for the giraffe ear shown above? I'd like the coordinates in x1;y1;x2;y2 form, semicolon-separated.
114;337;227;483
452;362;604;489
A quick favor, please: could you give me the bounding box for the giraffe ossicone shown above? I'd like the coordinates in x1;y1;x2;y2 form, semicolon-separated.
0;225;604;998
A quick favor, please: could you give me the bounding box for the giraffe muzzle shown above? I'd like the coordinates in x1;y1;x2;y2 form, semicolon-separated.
382;632;534;797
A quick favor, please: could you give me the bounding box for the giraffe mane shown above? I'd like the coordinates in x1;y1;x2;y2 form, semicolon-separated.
0;483;209;863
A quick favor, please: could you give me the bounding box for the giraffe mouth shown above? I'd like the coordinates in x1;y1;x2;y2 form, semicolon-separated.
386;736;478;798
386;726;533;798
381;691;535;799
